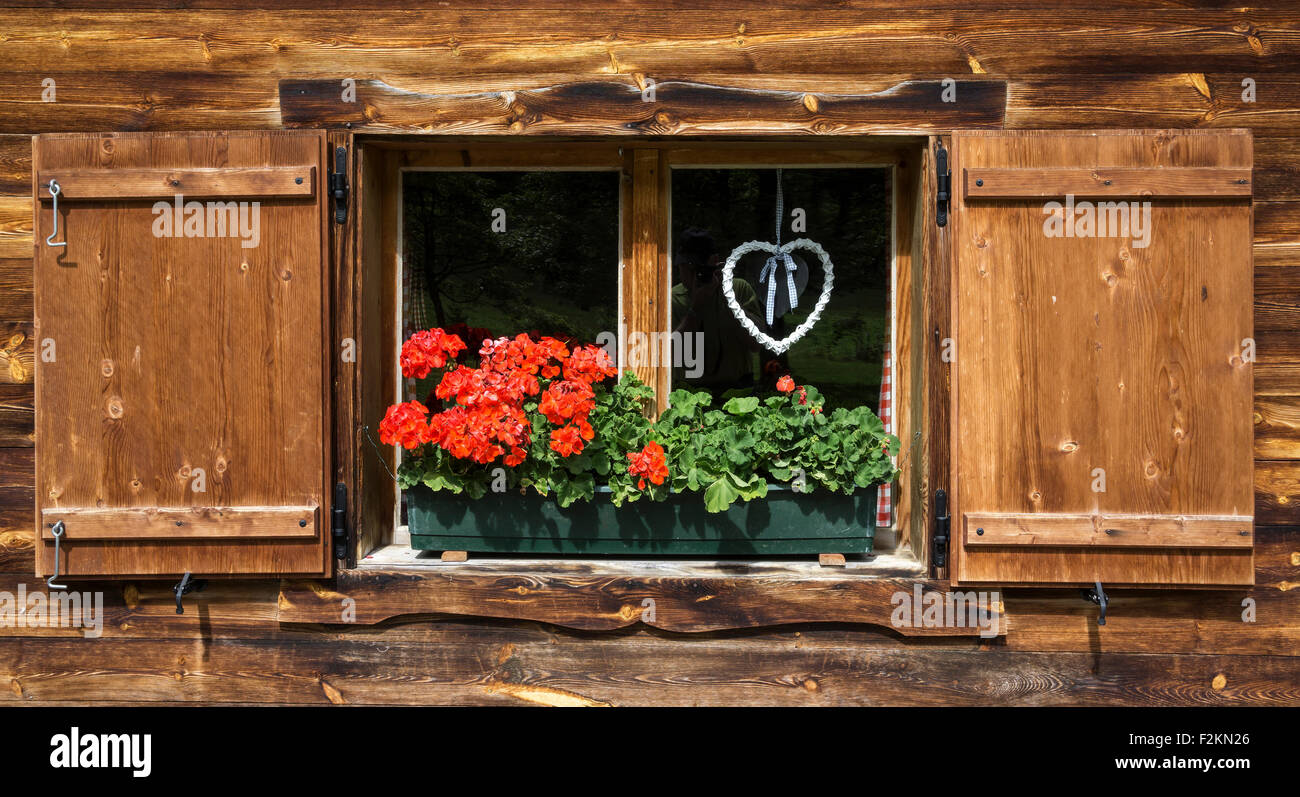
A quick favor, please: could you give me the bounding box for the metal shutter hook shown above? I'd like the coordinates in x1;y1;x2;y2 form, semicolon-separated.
46;520;67;590
45;179;67;248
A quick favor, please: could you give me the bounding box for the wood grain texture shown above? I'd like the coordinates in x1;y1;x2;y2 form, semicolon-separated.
278;560;1000;635
280;78;1007;134
0;322;32;386
0;259;32;323
35;166;315;200
0;197;31;259
356;146;399;558
950;129;1255;587
34;131;332;578
965;513;1253;548
1256;460;1300;525
624;148;669;410
1006;74;1300;132
2;632;1297;706
327;130;355;569
40;505;319;540
963;167;1253;198
0;384;33;448
2;10;1300;76
0;136;32;195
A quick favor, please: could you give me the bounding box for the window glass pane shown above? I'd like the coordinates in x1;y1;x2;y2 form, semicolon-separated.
669;167;891;410
401;170;621;401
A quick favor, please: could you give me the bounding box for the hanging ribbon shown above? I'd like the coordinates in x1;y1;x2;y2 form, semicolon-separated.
758;169;799;326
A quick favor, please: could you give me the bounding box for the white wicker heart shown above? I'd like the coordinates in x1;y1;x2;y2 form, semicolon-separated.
721;238;834;355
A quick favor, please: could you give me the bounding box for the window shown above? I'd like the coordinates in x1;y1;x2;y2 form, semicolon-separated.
357;140;921;567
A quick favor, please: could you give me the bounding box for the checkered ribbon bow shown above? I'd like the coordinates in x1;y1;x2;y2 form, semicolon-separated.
758;252;799;326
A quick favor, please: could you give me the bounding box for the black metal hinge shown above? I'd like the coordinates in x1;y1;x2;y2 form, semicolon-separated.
933;488;950;569
330;146;348;224
332;482;348;561
935;142;951;228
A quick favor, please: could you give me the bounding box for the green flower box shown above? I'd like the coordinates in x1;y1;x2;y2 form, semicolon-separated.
407;484;876;556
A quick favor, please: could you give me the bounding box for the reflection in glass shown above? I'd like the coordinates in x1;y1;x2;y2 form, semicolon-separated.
401;170;620;403
670;168;891;410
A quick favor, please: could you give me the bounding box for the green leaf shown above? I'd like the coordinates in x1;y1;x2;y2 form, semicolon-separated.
702;478;740;513
722;396;760;415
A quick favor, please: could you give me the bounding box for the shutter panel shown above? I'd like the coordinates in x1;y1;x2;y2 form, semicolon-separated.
34;131;331;578
949;130;1254;587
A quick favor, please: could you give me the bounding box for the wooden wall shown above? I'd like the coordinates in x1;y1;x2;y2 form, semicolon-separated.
0;2;1297;705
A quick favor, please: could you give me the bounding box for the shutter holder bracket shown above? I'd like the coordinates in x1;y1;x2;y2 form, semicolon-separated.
1081;581;1108;626
330;146;348;224
173;572;206;615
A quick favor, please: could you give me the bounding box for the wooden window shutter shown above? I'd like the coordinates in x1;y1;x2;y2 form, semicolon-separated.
33;131;332;578
948;129;1254;587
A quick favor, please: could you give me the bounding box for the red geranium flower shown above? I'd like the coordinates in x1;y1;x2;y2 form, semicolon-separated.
378;400;432;450
400;328;466;380
776;375;795;393
627;441;669;489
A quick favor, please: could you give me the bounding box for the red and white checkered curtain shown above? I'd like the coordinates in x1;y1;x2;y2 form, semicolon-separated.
401;260;431;397
875;343;893;527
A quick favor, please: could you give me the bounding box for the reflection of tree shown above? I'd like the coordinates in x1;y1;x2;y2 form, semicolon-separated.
672;168;891;409
403;172;620;339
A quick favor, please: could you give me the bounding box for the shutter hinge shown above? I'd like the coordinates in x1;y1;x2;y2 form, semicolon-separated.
329;146;348;224
935;142;951;228
933;488;950;569
332;482;348;561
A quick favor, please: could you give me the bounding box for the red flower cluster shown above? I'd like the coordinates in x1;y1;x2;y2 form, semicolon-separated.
539;378;597;456
380;328;620;467
400;328;466;380
776;375;795;393
379;400;433;450
627;441;669;489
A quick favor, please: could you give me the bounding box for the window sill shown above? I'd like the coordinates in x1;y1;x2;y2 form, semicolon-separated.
278;545;1001;636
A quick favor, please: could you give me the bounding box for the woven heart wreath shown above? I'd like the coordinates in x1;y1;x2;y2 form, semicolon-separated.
721;237;834;355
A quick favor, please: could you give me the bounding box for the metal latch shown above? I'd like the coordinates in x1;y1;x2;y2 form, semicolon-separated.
46;520;67;590
1082;581;1108;626
173;572;206;615
330;146;348;224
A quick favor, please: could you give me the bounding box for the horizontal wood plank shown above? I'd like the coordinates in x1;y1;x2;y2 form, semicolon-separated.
0;258;32;323
280;77;1007;134
5;10;1300;77
279;561;1004;636
39;505;319;540
0;322;31;385
963;166;1253;198
964;513;1254;548
0;136;31;195
36;167;315;200
0;384;33;447
2;635;1296;706
0;197;30;259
